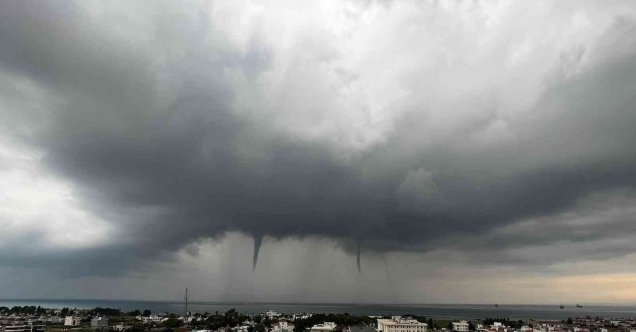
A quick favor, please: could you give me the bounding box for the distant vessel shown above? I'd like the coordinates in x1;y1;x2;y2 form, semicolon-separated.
560;305;564;309
495;304;499;307
576;304;583;308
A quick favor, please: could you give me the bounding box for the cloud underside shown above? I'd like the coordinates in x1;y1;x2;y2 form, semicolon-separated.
0;0;636;277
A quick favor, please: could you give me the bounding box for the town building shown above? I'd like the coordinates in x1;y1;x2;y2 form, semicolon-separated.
48;317;65;324
135;315;162;324
377;317;427;332
310;322;337;332
1;324;46;332
293;314;313;321
90;317;108;329
452;321;469;332
65;316;82;327
113;324;130;331
272;320;295;332
265;311;280;319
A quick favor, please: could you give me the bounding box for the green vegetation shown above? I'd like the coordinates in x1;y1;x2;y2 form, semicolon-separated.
482;318;525;329
162;318;182;328
109;315;140;325
293;313;377;332
433;319;451;329
89;308;122;316
1;306;48;315
198;308;252;330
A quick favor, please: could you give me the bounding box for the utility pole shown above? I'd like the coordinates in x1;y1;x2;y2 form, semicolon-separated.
184;288;188;326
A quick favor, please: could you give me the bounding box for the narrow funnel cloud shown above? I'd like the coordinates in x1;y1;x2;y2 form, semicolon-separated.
356;241;361;274
253;234;263;272
382;255;392;285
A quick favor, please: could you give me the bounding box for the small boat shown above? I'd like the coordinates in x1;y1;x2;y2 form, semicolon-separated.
560;305;564;309
576;304;583;308
495;304;499;307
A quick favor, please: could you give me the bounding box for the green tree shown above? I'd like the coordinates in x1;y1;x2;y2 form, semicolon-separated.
142;310;151;317
162;318;182;328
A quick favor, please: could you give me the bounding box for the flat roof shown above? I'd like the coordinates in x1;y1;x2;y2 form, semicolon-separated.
378;319;427;326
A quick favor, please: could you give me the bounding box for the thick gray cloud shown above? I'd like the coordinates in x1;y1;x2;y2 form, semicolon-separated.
1;0;636;287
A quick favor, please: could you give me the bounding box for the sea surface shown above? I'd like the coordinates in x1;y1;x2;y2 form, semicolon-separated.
1;300;636;320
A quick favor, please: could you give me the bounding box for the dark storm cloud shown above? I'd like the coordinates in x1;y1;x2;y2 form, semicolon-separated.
1;0;636;276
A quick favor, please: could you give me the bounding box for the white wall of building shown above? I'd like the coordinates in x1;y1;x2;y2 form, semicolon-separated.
377;317;427;332
452;321;469;332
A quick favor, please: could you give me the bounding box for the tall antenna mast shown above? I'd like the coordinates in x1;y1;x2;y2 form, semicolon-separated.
184;288;188;325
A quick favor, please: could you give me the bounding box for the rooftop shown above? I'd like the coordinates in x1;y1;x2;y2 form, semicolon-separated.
378;317;427;326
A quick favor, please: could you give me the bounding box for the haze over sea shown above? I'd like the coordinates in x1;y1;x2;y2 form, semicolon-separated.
1;300;636;320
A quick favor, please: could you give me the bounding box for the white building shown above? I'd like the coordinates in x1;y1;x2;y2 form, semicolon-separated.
311;322;337;332
264;311;281;319
293;314;313;321
452;321;469;332
91;317;109;329
272;320;295;332
65;316;82;326
114;324;130;331
377;317;427;332
136;315;162;324
3;324;46;332
48;317;65;324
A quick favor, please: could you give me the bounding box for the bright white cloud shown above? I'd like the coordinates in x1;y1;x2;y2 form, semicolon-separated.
0;134;113;251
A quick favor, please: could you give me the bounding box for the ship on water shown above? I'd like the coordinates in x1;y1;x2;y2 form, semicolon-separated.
576;304;583;308
560;305;564;309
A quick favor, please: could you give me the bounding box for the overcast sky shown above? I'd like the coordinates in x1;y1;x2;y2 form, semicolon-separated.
1;0;636;304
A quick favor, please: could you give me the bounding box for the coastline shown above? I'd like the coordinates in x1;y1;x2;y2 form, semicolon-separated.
1;300;635;320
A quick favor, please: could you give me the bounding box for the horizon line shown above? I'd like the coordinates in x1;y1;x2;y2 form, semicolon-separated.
0;299;633;307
